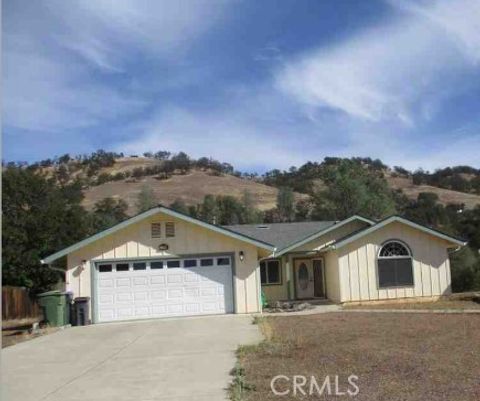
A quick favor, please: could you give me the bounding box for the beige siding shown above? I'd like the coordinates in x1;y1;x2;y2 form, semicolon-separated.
262;257;289;303
337;221;452;302
324;251;341;302
66;212;263;317
262;284;288;303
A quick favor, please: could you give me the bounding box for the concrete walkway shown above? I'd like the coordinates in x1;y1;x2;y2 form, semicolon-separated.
1;315;261;401
342;308;480;314
260;304;480;317
260;303;342;316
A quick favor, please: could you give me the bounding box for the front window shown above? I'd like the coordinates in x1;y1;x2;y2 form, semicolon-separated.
260;260;281;285
377;240;414;288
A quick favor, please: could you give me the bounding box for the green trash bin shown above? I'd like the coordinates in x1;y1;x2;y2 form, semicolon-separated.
37;290;71;327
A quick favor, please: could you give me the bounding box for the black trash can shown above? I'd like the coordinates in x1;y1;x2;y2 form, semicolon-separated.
73;297;91;326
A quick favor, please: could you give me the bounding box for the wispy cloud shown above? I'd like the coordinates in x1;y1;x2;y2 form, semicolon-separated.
275;0;480;124
115;100;309;171
3;0;480;172
45;0;228;71
114;0;480;172
3;43;144;131
3;0;227;132
393;0;480;63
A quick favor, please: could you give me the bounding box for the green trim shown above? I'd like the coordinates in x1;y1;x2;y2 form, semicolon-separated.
41;206;274;264
274;215;374;257
332;215;467;250
90;261;98;324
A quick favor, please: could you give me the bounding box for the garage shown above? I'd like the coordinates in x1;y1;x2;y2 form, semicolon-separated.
95;255;234;322
41;206;274;321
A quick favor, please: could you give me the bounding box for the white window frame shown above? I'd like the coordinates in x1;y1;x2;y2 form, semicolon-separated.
377;240;414;289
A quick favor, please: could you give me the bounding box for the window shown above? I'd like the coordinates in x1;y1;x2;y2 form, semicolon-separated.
377;241;414;288
98;264;112;273
165;222;175;238
260;260;281;285
200;258;213;267
116;263;129;272
217;257;230;266
167;260;180;268
133;262;146;270
150;261;164;269
151;222;162;238
184;259;197;268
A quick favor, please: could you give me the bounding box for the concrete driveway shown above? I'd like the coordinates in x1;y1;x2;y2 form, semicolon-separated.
1;315;261;401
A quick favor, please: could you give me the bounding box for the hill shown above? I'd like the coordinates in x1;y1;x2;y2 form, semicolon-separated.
11;152;480;213
82;168;307;214
386;173;480;210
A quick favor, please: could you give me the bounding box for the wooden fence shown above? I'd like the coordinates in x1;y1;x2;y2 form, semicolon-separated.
2;286;42;324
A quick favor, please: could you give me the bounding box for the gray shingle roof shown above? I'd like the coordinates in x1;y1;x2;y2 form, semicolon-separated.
224;221;336;250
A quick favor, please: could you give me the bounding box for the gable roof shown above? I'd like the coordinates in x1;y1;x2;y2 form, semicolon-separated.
272;215;374;256
226;216;374;256
225;221;336;250
41;205;275;264
330;215;467;250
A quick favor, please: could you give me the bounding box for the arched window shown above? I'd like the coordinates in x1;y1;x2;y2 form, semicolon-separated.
377;240;414;288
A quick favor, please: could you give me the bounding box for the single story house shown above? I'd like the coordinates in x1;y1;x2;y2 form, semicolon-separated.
42;205;466;324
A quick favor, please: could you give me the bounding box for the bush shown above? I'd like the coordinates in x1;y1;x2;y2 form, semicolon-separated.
450;247;480;292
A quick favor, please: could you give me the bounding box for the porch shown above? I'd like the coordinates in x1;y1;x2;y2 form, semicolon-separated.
260;252;336;305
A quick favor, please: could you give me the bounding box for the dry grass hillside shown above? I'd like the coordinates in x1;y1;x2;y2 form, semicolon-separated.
98;156;160;174
82;169;307;215
386;173;480;209
79;157;480;214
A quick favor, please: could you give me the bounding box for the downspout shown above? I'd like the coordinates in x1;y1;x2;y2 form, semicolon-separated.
45;264;66;274
43;263;69;291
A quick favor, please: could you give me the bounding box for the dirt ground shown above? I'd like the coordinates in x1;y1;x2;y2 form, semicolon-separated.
343;299;480;310
2;326;60;348
238;313;480;401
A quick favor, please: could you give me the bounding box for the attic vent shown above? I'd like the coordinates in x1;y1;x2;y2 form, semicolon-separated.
151;223;162;238
165;222;175;238
256;225;270;229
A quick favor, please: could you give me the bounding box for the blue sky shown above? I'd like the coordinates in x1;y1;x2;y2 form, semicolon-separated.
3;0;480;172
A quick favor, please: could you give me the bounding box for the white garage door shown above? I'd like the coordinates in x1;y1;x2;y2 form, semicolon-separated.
95;256;234;323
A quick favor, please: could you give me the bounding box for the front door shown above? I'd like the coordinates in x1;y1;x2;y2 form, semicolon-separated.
294;259;314;299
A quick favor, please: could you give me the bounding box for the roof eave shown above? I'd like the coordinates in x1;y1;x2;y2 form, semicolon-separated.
331;215;467;250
